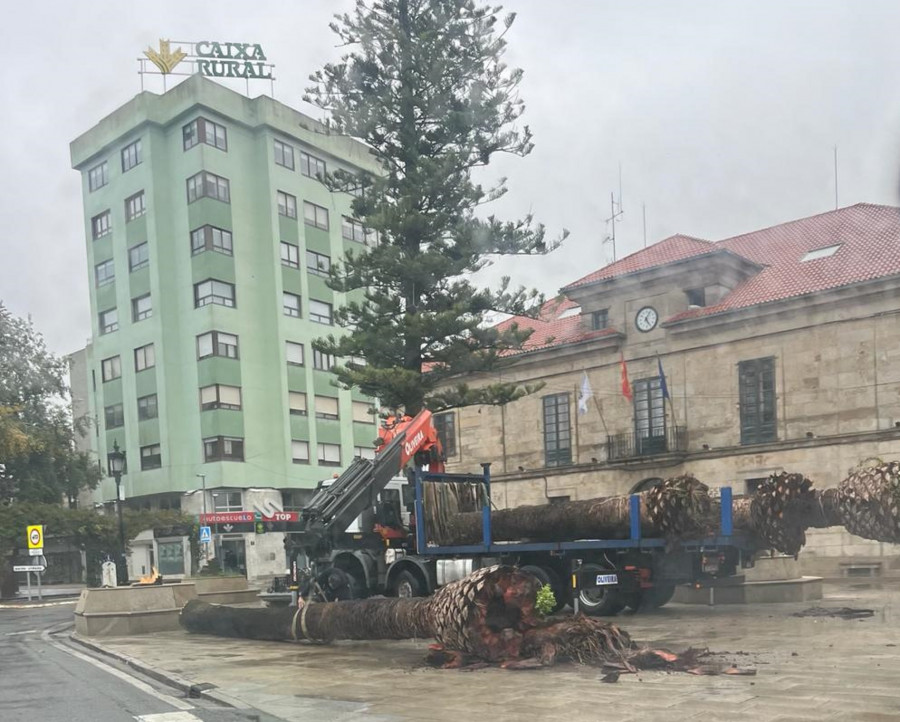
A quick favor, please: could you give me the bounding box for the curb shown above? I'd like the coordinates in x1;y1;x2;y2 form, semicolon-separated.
67;631;246;709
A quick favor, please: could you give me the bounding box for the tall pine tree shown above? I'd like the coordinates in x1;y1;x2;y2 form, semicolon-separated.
305;0;566;414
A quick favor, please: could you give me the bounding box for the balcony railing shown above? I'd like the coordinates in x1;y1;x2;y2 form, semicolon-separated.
606;426;688;461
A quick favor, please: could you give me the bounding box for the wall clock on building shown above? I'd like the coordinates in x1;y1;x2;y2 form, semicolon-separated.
635;306;658;332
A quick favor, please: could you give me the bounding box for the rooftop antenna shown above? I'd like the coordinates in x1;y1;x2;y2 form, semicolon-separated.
642;202;647;248
603;163;625;263
833;145;839;210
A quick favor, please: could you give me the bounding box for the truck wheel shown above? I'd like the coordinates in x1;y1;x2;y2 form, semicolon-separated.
393;570;424;598
577;563;625;616
646;583;676;608
520;565;567;613
626;583;677;611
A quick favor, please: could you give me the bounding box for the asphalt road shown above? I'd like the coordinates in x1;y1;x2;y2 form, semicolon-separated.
0;601;283;722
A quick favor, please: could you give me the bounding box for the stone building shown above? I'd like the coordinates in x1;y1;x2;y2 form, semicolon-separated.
439;203;900;577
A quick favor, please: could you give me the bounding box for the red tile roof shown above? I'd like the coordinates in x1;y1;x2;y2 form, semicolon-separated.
670;203;900;322
564;234;715;289
495;297;618;355
498;203;900;352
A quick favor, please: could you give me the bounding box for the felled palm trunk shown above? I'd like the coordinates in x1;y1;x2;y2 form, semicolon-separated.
183;566;549;662
427;475;712;546
182;565;640;667
831;461;900;544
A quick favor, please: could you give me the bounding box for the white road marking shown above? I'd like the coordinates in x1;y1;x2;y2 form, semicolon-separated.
41;628;194;711
5;629;38;635
135;713;202;721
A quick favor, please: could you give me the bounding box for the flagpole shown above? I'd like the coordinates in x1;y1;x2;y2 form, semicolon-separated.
573;384;580;464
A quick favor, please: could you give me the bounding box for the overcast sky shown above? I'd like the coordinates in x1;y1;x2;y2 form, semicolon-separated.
2;0;899;355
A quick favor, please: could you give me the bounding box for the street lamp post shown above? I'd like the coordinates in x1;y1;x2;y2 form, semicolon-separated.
196;473;208;565
108;440;128;585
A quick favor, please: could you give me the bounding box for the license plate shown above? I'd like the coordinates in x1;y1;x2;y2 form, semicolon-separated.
595;574;618;586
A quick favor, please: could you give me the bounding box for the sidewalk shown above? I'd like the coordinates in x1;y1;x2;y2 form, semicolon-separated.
70;584;900;722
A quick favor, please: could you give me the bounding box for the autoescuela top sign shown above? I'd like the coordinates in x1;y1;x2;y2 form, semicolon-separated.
142;38;274;82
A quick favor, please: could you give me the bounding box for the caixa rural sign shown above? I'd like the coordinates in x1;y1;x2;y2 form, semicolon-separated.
141;39;275;81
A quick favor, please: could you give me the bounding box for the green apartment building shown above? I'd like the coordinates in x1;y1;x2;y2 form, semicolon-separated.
70;75;382;531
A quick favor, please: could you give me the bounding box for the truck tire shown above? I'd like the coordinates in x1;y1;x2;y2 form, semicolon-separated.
577;563;625;616
626;583;677;611
392;570;424;598
519;565;567;613
646;583;676;608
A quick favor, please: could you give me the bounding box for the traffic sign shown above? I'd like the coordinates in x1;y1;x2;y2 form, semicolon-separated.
28;548;43;556
27;525;43;550
199;526;212;543
13;565;45;573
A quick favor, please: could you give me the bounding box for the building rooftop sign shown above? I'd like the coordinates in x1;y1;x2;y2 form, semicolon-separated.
139;38;275;93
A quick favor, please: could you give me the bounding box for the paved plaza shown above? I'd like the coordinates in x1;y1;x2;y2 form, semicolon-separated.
76;583;900;722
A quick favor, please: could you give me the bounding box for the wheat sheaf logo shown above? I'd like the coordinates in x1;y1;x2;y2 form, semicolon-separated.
144;39;187;74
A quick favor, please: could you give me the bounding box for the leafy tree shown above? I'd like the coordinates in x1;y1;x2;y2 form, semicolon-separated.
0;302;100;505
305;0;566;414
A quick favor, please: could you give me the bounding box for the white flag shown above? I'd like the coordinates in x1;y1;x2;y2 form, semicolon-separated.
577;371;592;416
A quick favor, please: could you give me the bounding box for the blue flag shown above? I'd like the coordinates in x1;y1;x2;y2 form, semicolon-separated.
657;357;670;400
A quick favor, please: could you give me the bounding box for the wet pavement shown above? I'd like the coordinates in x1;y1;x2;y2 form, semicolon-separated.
73;582;900;722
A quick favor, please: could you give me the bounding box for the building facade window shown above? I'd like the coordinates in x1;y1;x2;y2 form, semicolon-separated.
309;299;333;325
99;308;118;335
280;241;300;268
274;140;294;169
686;288;706;307
88;162;108;192
199;384;242;411
125;191;146;221
277;190;297;219
91;210;111;239
633;377;666;455
132;294;152;322
140;444;162;470
354;446;376;460
157;540;184;575
94;259;115;287
739;357;777;445
315;396;339;420
291;440;309;464
542;393;571;467
288;392;307;416
129;242;149;271
317;442;341;466
303;201;329;230
104;403;124;429
101;355;121;382
186;171;230;204
121;139;142;172
204;436;244;462
197;331;239;360
341;217;373;245
137;394;159;420
213;491;243;511
590;309;609;330
286;341;304;365
352;401;375;424
190;225;233;256
313;349;335;371
433;411;457;457
283;292;301;317
194;279;235;308
299;151;326;178
134;343;155;371
182;117;227;151
306;250;331;277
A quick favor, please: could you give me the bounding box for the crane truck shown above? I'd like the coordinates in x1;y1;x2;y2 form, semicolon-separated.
279;409;758;615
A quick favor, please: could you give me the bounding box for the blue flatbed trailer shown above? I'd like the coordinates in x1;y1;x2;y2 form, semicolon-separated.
397;466;759;615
